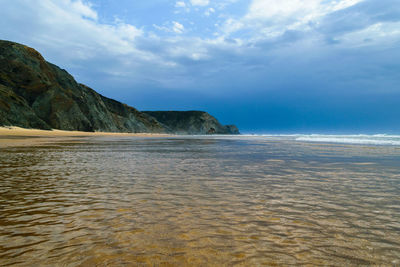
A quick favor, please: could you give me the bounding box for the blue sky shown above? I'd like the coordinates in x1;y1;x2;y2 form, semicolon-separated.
1;0;399;133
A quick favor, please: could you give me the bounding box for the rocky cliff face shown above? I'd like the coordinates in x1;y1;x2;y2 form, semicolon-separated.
0;40;239;134
143;111;240;134
0;40;165;132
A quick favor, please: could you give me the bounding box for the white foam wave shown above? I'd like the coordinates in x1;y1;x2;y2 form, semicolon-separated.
294;134;400;146
240;134;400;146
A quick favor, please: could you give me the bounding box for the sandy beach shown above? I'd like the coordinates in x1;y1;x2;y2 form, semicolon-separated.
0;126;172;147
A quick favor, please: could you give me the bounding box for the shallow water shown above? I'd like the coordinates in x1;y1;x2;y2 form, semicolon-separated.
1;136;400;266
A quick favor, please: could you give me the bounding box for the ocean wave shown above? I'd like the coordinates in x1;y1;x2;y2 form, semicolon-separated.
294;134;400;146
240;134;400;146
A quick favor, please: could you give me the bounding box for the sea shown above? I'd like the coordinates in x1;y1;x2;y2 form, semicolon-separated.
1;134;400;266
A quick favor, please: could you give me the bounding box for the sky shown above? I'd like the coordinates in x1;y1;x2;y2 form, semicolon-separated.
0;0;399;133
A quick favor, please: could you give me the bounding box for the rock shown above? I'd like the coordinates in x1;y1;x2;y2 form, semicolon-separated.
0;40;165;133
224;125;240;135
0;84;51;129
143;111;240;135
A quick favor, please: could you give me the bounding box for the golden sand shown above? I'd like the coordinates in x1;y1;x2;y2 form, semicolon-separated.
0;126;172;147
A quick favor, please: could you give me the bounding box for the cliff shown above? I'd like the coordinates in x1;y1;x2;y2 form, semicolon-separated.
0;40;239;134
143;111;239;134
0;40;166;132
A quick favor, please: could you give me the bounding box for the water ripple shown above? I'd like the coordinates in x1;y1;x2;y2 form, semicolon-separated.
0;137;400;266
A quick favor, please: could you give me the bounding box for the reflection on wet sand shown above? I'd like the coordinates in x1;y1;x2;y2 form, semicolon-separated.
1;136;400;266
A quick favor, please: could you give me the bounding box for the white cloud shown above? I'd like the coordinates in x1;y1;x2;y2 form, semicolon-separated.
205;7;215;16
330;0;365;12
1;0;398;93
246;0;320;21
70;0;98;20
220;18;244;36
0;0;182;87
337;21;400;48
153;21;185;34
153;24;170;32
175;1;186;8
218;0;366;40
174;1;191;14
115;24;143;41
51;1;143;56
172;21;185;34
190;0;209;7
246;0;365;21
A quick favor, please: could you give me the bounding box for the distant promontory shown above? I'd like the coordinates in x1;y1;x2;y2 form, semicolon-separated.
0;40;239;134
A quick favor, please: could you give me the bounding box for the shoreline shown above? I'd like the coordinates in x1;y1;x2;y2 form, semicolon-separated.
0;126;173;147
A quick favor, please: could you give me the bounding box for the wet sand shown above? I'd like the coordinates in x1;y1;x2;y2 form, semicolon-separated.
0;126;172;147
1;136;399;266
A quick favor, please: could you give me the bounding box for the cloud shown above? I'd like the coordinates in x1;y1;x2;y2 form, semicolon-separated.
0;0;399;99
335;21;400;48
153;21;185;35
70;0;98;20
220;0;366;40
190;0;210;7
205;7;215;16
174;0;191;14
246;0;321;20
175;1;186;8
245;0;365;21
318;0;400;36
0;0;146;58
172;21;185;34
0;0;185;91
